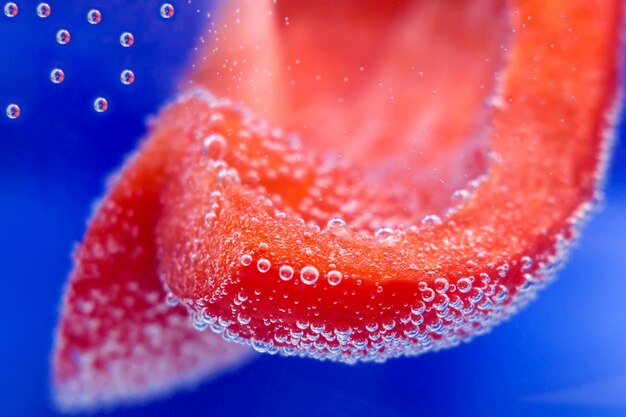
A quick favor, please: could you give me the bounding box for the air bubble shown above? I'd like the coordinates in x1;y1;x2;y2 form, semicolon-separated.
374;227;394;239
165;292;179;306
6;104;20;119
411;300;426;315
240;254;252;266
310;322;325;334
365;321;378;332
257;258;271;273
382;319;396;331
421;214;442;226
160;3;175;18
93;97;108;113
4;2;17;17
433;294;450;311
202;133;227;160
87;9;102;24
426;319;444;333
192;312;209;330
334;323;352;339
496;264;509;278
456;277;472;293
36;3;50;18
237;313;251;325
279;265;294;281
56;29;71;45
50;68;64;84
494;285;509;302
251;339;270;353
120;32;134;47
421;287;435;302
468;288;484;303
327;270;342;286
326;217;347;229
296;320;310;330
120;69;135;85
451;189;471;205
300;266;319;285
203;212;216;227
521;255;533;272
434;278;449;293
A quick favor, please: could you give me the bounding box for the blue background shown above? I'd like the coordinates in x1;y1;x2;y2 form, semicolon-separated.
1;1;625;416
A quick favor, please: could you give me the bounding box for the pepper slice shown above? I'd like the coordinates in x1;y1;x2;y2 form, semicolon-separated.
53;0;623;410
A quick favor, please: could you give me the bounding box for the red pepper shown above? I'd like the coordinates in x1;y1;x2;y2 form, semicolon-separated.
53;0;623;410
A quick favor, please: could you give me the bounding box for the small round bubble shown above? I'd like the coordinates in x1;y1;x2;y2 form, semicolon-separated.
93;97;108;113
36;3;50;18
4;2;17;17
411;300;426;315
120;32;134;47
56;29;71;45
50;68;64;84
257;258;271;273
456;277;473;293
422;214;442;226
165;292;179;306
237;313;251;325
120;69;135;85
87;9;102;24
202;133;227;160
374;227;394;239
327;270;342;286
279;265;294;281
327;217;347;229
382;319;396;331
434;277;449;293
433;294;450;311
421;287;435;302
6;104;20;119
160;3;175;18
300;266;319;285
240;253;252;266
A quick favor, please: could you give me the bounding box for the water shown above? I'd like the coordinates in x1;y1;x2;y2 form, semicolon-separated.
1;1;626;416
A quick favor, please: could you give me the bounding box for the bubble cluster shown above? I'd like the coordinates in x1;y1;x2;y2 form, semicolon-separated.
136;52;607;366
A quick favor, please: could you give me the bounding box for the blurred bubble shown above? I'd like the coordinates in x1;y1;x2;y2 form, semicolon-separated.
36;3;50;18
6;103;20;119
87;9;102;25
4;2;17;17
120;32;134;47
93;97;108;113
50;68;65;84
120;69;135;85
160;3;175;19
56;29;70;45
